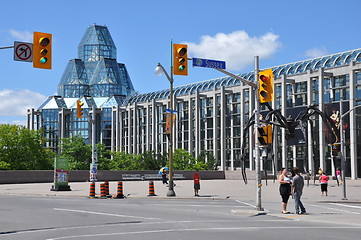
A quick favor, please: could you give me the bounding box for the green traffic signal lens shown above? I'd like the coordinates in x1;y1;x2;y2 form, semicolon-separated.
40;57;48;64
179;65;185;71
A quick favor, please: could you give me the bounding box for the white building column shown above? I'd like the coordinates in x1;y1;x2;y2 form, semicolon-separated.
318;68;326;171
248;86;255;171
281;75;287;168
220;87;227;170
188;95;194;155
213;91;219;165
195;91;201;157
349;65;358;179
307;74;314;175
119;108;124;152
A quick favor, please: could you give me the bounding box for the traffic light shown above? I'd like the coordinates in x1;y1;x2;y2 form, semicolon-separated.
258;125;272;146
258;69;274;103
173;43;188;76
76;100;84;119
33;32;52;69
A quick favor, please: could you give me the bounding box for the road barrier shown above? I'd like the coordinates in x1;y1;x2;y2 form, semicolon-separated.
89;182;95;198
100;183;107;198
115;181;124;198
147;181;157;196
104;181;110;196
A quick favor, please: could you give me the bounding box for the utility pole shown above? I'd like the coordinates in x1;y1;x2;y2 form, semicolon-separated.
215;56;263;211
254;56;263;211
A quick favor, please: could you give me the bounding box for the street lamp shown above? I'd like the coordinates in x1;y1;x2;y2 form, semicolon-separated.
155;63;176;197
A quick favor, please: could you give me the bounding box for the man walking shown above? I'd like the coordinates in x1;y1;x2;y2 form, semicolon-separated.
292;167;306;215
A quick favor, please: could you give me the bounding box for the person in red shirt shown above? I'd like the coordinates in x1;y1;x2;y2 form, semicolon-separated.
319;172;329;196
193;169;201;196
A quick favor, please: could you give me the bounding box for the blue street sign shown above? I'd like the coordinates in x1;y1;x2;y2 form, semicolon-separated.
192;58;226;69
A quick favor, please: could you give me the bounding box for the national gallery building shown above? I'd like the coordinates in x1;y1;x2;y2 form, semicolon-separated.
27;25;361;179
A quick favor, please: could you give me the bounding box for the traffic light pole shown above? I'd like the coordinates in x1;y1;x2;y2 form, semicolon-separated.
215;57;263;211
91;106;97;183
155;63;176;197
254;56;263;211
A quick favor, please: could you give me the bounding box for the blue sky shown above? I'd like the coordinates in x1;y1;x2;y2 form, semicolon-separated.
0;0;359;125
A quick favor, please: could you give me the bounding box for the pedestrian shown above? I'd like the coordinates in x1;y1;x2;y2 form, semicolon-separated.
279;168;292;214
193;169;201;196
319;172;329;196
292;167;306;215
318;167;323;176
161;169;168;185
336;168;342;185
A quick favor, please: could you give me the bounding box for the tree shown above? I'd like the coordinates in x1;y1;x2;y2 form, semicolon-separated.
196;150;217;170
109;151;142;170
139;150;167;170
173;149;196;170
60;135;92;170
0;124;54;170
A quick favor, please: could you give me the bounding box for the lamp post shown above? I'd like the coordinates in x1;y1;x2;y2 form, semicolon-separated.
155;63;176;197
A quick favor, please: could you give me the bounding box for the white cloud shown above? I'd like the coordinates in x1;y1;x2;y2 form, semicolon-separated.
8;29;33;42
0;89;46;117
304;47;328;58
185;31;282;71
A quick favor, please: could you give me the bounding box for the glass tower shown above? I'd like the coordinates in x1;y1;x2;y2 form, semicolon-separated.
58;24;134;98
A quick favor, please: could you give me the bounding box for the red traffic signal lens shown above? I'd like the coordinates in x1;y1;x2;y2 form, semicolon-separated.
260;75;268;81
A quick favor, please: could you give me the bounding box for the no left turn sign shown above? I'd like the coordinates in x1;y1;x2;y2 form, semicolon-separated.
14;41;33;62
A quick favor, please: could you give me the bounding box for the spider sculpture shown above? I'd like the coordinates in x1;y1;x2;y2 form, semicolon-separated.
240;103;340;184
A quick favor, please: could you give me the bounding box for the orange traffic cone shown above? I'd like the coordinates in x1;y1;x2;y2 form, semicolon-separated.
104;181;110;197
148;181;157;196
100;183;107;198
115;181;124;199
89;182;95;198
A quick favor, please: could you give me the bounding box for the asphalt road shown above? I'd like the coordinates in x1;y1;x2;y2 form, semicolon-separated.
1;195;361;240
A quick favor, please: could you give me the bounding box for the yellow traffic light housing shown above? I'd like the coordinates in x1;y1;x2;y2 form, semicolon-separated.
173;43;188;76
258;69;274;103
76;100;84;119
33;32;52;69
258;125;272;146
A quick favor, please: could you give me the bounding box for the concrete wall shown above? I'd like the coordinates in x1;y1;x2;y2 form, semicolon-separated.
0;170;225;184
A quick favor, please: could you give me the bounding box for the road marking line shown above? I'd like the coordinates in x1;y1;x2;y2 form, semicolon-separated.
235;200;268;211
330;203;361;209
53;208;160;219
308;204;360;215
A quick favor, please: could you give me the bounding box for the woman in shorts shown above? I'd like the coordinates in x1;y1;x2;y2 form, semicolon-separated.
279;168;292;214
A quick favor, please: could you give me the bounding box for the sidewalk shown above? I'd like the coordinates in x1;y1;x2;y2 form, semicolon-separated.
0;178;360;203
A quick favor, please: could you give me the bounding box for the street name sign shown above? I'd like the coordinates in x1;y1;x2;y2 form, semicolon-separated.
14;41;33;62
192;57;226;69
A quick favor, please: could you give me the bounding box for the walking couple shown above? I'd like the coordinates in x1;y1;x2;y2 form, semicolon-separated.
279;167;306;215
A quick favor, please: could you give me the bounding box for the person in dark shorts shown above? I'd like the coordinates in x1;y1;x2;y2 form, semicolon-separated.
193;169;200;196
279;168;292;214
319;172;329;196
